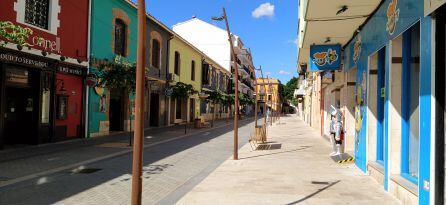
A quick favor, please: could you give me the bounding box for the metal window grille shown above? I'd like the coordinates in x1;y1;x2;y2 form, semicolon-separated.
25;0;49;29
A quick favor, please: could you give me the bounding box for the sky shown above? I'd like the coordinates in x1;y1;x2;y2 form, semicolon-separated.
144;0;298;84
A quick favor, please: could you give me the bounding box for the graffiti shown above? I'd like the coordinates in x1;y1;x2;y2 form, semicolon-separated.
312;48;339;66
354;71;367;153
353;36;361;64
386;0;400;35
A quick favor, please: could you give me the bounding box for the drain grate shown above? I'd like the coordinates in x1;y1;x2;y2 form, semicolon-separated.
73;168;102;174
311;181;330;185
256;144;282;150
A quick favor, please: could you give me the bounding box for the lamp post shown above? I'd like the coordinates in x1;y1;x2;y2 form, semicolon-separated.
131;0;146;204
212;7;239;160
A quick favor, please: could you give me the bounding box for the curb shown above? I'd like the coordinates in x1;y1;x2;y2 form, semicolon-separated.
0;118;253;189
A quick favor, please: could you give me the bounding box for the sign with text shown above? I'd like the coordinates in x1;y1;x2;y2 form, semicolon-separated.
309;45;341;72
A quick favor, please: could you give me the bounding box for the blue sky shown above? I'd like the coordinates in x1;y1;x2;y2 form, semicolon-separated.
145;0;298;84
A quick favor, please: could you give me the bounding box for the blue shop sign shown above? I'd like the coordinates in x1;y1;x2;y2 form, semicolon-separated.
309;45;341;71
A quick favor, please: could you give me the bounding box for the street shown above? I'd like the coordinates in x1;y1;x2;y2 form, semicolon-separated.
0;119;254;205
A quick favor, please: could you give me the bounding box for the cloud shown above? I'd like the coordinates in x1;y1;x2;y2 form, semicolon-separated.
278;70;291;75
252;3;275;18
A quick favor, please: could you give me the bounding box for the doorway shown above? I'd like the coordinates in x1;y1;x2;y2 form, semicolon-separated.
3;67;39;146
109;89;124;131
434;6;446;204
150;93;159;127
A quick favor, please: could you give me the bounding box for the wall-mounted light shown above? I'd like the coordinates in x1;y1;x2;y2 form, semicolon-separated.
41;51;47;56
77;59;82;64
60;56;66;61
17;44;23;50
324;37;331;43
336;5;348;15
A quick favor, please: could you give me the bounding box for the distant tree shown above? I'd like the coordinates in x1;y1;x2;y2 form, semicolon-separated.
282;77;299;102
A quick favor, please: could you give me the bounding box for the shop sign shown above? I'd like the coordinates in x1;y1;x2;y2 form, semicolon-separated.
424;0;446;16
6;68;28;85
0;21;61;53
58;65;84;76
0;52;49;68
309;45;341;72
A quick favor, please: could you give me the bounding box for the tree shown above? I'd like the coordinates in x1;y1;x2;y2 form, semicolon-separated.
205;90;224;127
96;55;139;145
282;77;299;105
170;82;198;100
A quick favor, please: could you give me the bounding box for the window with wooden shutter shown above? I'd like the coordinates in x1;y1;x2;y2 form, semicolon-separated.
151;39;161;68
114;19;127;56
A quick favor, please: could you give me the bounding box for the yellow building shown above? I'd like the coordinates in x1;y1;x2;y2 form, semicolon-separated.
168;35;202;124
256;78;282;114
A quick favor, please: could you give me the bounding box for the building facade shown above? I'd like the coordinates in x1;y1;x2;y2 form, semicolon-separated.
256;78;282;115
0;0;89;148
88;0;173;137
167;35;202;124
296;0;446;204
172;17;255;114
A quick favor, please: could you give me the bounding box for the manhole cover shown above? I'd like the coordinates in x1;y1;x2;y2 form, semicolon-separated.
73;168;102;174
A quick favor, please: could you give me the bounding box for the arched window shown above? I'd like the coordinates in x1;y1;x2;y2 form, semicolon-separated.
151;39;161;68
174;51;180;75
191;60;195;81
114;19;127;56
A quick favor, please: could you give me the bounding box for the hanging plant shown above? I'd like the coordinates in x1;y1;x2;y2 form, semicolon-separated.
170;82;198;99
0;21;33;47
96;55;138;94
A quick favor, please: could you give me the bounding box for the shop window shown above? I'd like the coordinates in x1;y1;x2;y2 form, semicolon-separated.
25;0;50;29
114;19;127;56
174;52;180;75
151;39;161;68
191;60;195;81
401;23;420;183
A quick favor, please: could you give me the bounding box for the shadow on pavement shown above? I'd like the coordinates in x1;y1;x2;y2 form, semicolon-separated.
0;119;254;205
285;180;341;205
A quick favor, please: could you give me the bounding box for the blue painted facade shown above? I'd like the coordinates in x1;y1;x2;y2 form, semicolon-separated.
343;0;433;203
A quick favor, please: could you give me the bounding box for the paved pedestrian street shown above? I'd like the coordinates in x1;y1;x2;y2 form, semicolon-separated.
0;119;254;205
176;115;401;205
0;115;401;205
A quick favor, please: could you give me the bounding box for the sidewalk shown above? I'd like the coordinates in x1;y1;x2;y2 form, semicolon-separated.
0;117;244;188
176;115;401;205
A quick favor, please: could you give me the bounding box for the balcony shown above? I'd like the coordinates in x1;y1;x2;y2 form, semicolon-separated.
146;68;166;81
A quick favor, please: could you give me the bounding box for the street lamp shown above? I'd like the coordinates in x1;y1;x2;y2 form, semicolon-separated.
212;7;239;160
131;0;146;204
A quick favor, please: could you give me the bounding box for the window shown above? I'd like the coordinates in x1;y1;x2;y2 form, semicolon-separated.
151;39;161;68
174;52;180;75
202;63;210;85
114;19;127;56
191;60;195;81
401;23;420;183
25;0;50;29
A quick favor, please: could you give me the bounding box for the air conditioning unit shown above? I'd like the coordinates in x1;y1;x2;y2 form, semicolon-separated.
167;73;179;82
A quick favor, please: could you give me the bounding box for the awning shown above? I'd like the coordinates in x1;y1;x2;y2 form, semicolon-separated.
298;0;381;71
